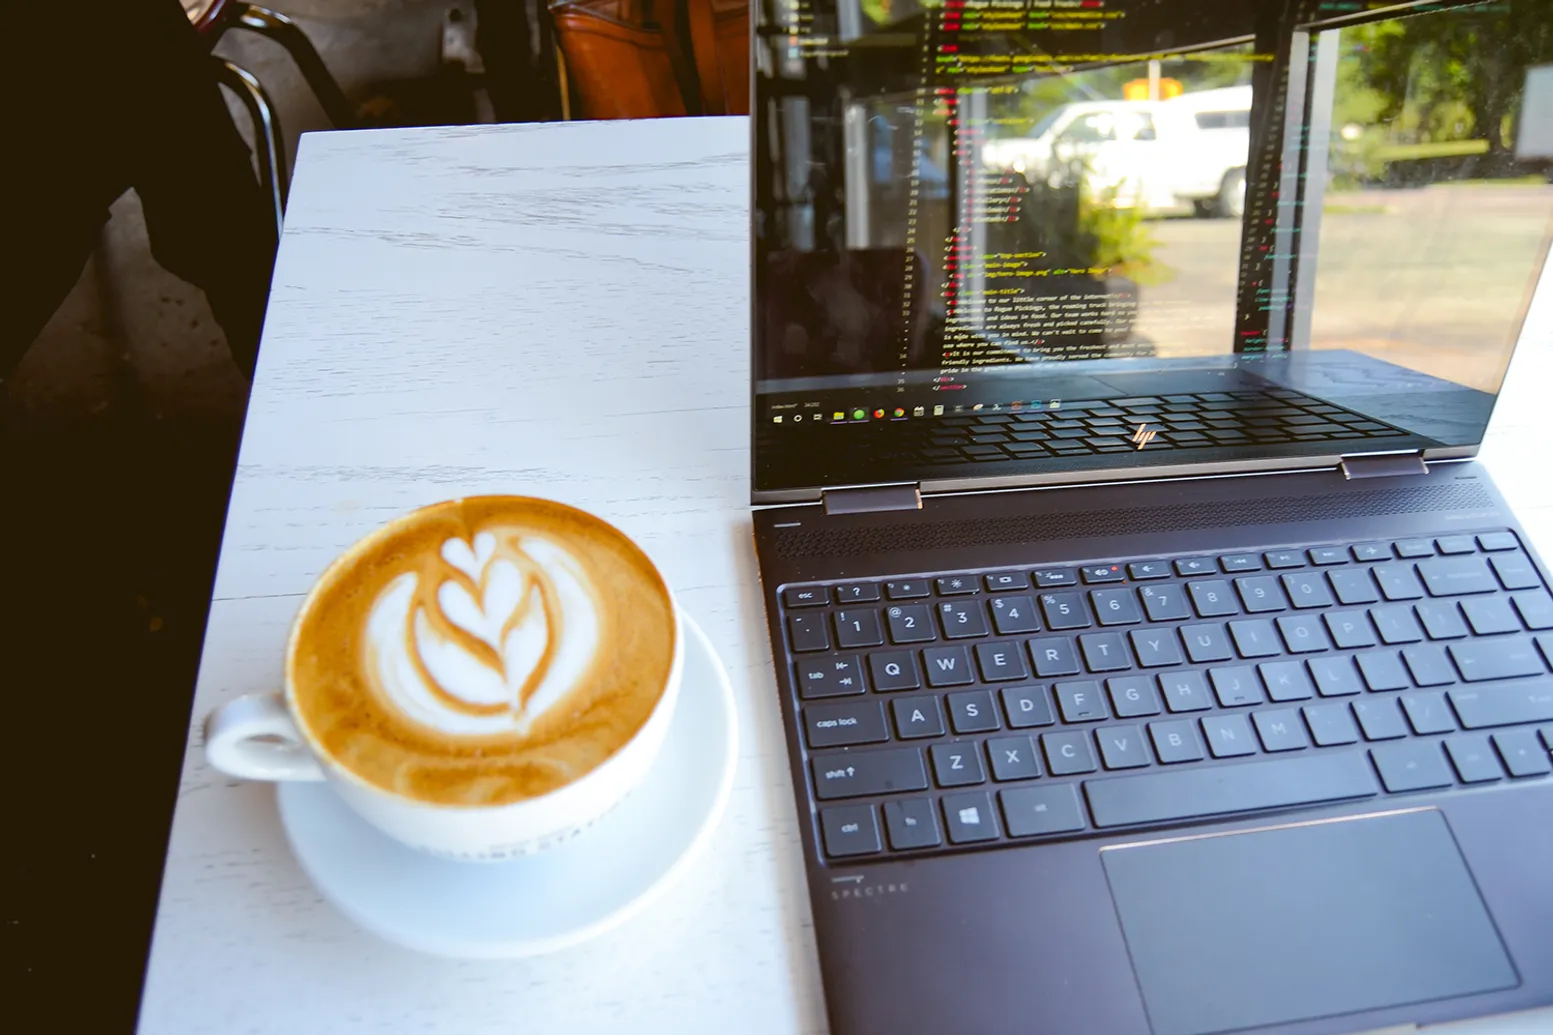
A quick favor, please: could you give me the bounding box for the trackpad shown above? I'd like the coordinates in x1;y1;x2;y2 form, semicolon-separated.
1101;810;1517;1035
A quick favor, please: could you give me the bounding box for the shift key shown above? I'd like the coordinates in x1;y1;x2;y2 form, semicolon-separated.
1448;680;1553;729
812;747;928;799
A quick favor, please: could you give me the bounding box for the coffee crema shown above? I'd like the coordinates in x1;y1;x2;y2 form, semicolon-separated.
288;497;676;806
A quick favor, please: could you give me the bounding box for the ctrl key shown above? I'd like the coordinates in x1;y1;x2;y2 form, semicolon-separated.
820;805;882;858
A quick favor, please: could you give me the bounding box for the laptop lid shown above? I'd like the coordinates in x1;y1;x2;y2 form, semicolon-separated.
751;0;1553;504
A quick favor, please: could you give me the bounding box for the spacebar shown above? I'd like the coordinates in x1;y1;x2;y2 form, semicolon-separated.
1085;753;1380;828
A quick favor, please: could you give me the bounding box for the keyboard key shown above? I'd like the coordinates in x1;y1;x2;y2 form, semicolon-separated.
1096;725;1152;769
1091;588;1143;626
985;571;1030;592
1394;539;1437;559
935;575;976;596
868;650;921;691
1040;591;1091;630
1174;557;1215;576
1028;636;1082;677
1277;615;1330;653
883;798;942;850
1303;703;1360;746
821;805;882;857
1370;604;1424;644
1352;543;1391;562
886;579;931;599
1219;553;1261;572
1085;751;1378;827
1450;638;1547;681
1512;591;1553;631
1282;573;1335;609
1309;547;1348;565
1401;691;1456;735
1324;610;1377;649
783;586;827;607
806;699;889;748
1445;735;1504;783
987;736;1041;780
1462;597;1520;636
990;595;1042;635
1141;583;1193;621
1309;656;1364;697
932;742;987;786
1043;731;1098;775
1371;741;1454;792
812;748;928;799
1478;532;1519;552
1130;628;1185;667
835;582;881;603
1001;784;1087;837
835;609;884;649
891;696;946;739
938;600;990;640
943;792;1000;843
1160;671;1214;712
1489;553;1541;591
1055;681;1110;722
1435;536;1477;556
1108;675;1162;718
967;642;1024;682
1373;565;1425;601
1202;714;1258;757
1209;666;1263;707
1418;557;1497;597
1354;698;1409;741
923;645;976;687
1181;623;1234;663
1357;651;1410;691
1001;685;1056;728
1188;580;1239;618
1329;569;1380;605
1448;680;1553;728
1401;643;1455;687
1228;619;1281;658
1150;720;1205;763
1079;632;1132;673
1033;568;1078;588
947;689;1001;734
1417;601;1469;640
796;655;865;699
1254;709;1310;751
1265;550;1306;569
1081;563;1126;584
1494;730;1552;777
1127;560;1171;580
787;613;830;652
1542;725;1553;751
886;604;936;644
1259;660;1315;702
1235;576;1288;613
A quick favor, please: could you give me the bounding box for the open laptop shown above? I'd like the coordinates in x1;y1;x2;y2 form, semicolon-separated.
750;1;1553;1033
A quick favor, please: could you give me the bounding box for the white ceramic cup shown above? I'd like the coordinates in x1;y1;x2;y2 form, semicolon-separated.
203;501;683;861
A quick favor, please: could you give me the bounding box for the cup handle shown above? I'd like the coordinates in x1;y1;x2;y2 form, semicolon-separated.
204;693;326;782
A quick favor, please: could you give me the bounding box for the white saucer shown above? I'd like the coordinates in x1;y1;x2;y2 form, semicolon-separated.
276;612;738;958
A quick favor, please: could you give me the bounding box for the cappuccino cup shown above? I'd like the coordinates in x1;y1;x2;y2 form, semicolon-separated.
204;496;682;860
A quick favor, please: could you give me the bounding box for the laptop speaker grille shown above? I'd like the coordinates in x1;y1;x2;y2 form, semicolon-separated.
774;481;1494;560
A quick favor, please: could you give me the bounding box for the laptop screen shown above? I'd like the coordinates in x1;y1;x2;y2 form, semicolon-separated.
751;0;1553;499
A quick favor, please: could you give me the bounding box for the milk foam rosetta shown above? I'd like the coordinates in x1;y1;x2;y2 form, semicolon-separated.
288;498;675;807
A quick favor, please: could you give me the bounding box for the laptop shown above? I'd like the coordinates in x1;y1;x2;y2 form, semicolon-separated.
750;1;1553;1033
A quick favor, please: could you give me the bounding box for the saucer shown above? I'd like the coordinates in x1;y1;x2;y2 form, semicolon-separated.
276;612;738;958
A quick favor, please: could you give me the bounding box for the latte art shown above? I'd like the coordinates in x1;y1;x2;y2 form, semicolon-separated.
287;497;676;807
367;532;601;737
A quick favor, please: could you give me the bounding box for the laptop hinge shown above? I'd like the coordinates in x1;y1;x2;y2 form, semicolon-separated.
822;483;923;516
1339;451;1427;480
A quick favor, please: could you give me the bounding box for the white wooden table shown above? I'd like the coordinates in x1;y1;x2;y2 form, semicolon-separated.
137;116;1553;1035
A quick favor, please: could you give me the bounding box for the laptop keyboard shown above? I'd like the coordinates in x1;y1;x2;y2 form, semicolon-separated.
879;389;1407;465
776;532;1553;860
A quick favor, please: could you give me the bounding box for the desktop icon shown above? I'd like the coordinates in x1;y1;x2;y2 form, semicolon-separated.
933;405;945;416
833;411;845;422
772;415;783;423
913;406;925;417
893;407;906;418
872;408;885;419
852;408;867;421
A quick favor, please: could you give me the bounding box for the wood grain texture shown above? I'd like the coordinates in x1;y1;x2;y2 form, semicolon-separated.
137;115;1553;1034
